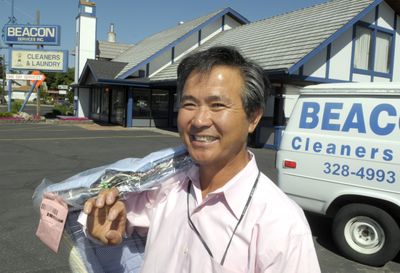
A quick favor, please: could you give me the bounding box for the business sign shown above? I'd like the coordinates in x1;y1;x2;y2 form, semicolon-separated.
6;73;45;81
4;24;60;45
57;85;69;90
11;49;68;72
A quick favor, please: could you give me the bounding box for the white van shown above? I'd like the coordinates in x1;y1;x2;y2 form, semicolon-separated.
276;83;400;266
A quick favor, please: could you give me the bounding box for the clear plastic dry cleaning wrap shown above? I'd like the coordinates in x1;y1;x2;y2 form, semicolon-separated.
32;145;194;273
32;145;193;211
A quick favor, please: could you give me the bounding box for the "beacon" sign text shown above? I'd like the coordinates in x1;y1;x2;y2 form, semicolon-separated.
4;25;60;45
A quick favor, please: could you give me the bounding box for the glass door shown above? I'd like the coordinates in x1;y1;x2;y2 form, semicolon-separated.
111;88;126;125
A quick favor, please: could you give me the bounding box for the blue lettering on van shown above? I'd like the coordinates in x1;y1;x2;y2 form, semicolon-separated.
369;104;397;136
321;103;342;131
322;161;396;184
299;102;398;135
342;103;366;133
299;102;319;129
291;136;393;161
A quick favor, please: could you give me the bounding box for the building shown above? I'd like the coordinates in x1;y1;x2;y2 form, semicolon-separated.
75;0;400;148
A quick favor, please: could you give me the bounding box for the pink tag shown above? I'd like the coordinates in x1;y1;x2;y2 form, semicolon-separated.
36;192;68;253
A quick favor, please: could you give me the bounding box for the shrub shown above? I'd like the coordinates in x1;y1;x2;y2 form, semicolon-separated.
11;100;23;113
53;103;73;116
0;112;13;118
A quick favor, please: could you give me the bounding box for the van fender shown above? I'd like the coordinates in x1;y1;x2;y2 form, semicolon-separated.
324;188;400;217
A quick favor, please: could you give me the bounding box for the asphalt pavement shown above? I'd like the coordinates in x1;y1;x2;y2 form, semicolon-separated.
0;123;399;273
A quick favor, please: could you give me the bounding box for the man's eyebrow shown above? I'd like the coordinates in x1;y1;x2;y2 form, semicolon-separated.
180;94;232;103
205;95;231;102
180;95;199;103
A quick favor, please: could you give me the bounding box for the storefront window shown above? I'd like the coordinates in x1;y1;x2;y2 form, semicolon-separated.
100;89;110;121
91;88;101;114
133;90;150;118
111;88;126;124
151;90;169;118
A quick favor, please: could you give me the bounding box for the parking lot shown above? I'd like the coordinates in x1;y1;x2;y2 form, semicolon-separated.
0;123;399;273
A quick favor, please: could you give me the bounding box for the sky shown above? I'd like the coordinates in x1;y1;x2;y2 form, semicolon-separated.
0;0;328;68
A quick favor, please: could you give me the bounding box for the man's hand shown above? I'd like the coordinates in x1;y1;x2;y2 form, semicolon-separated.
83;188;126;245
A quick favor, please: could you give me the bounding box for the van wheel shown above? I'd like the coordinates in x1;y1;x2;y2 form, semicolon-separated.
332;204;400;266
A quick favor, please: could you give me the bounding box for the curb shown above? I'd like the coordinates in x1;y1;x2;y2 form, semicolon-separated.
0;118;94;125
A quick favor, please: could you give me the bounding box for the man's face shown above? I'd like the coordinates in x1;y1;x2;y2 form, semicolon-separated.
178;65;261;170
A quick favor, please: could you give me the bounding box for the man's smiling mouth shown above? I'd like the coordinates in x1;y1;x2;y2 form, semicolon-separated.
191;135;218;142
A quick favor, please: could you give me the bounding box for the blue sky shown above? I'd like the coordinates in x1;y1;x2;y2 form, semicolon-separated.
1;0;327;67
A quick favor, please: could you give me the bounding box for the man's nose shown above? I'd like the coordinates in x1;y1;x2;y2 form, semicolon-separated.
191;107;212;127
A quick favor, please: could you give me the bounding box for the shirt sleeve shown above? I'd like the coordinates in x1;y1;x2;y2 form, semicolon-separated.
123;190;156;235
124;174;185;235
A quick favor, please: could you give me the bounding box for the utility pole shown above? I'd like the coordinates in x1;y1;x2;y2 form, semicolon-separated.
1;54;5;103
6;0;17;112
35;10;41;117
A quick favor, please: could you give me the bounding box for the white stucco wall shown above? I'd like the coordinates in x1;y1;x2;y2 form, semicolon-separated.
329;28;352;81
303;49;327;78
76;16;96;81
224;16;242;30
175;31;198;60
201;18;222;44
377;1;395;29
373;76;391;82
283;85;301;118
150;16;233;79
77;88;90;118
362;8;375;24
352;73;371;82
148;48;171;77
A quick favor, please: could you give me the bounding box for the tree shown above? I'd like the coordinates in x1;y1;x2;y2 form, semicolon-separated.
45;67;74;90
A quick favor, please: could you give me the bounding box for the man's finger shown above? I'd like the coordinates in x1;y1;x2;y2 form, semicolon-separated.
105;230;123;245
105;188;119;205
83;198;96;214
107;201;126;221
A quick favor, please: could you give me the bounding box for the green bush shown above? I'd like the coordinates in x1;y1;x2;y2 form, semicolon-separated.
11;100;23;114
53;103;73;116
0;112;13;117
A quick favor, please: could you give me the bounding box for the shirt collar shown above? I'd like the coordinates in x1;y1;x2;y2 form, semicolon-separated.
186;151;260;219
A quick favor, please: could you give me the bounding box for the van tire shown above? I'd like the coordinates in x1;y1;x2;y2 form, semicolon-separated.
332;204;400;266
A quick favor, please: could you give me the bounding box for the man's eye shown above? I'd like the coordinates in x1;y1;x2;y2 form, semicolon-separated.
211;103;226;109
181;102;196;109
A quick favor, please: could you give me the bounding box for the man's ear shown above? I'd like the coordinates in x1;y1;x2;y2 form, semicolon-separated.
248;109;263;134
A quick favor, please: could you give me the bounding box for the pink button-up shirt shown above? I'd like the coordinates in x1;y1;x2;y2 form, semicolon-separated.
124;153;321;273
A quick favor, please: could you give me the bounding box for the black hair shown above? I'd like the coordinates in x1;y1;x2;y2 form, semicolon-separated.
177;46;269;118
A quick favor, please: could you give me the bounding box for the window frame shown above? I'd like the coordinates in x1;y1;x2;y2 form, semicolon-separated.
352;21;395;79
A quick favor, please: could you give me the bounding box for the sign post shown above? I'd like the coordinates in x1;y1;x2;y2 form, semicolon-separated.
14;71;45;113
7;47;12;112
2;7;65;114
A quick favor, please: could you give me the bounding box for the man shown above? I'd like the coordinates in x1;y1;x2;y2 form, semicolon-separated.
83;46;321;273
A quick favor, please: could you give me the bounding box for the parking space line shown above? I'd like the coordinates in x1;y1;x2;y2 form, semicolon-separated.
0;134;176;141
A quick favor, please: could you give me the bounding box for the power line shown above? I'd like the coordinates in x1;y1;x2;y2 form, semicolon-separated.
1;0;35;23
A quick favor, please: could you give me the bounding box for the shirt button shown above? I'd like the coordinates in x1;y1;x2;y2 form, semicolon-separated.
183;247;189;255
